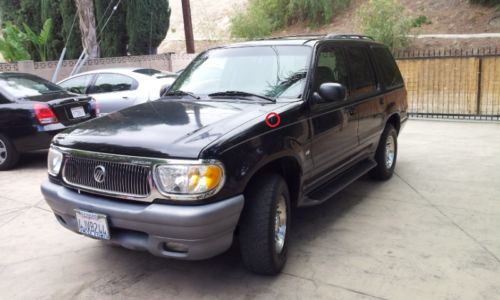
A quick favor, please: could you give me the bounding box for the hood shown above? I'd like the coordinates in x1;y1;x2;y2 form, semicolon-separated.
54;99;289;158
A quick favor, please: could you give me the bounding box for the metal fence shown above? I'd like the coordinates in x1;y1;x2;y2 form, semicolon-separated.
394;48;500;120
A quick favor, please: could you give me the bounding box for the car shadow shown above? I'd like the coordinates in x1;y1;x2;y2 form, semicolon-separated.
88;184;366;292
15;151;47;170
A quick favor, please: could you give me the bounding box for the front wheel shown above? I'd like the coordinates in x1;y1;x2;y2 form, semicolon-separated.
239;173;291;275
370;124;398;180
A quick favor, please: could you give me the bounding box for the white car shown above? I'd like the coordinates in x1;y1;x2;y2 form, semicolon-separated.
58;68;177;114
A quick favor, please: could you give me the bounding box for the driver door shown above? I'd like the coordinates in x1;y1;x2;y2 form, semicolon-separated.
309;45;359;184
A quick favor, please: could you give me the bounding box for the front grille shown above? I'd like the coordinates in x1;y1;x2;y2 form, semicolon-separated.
63;156;151;198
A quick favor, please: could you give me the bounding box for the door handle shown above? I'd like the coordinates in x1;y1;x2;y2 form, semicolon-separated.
379;97;385;105
347;107;356;115
122;96;129;99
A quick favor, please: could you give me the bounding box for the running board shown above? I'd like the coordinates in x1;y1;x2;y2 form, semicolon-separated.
302;159;377;206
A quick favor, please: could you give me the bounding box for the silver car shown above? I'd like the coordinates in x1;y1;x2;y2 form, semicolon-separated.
58;68;177;114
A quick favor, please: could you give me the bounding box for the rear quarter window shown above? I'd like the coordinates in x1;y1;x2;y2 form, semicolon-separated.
372;47;404;89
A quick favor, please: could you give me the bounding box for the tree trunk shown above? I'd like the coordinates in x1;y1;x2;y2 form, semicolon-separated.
75;0;99;58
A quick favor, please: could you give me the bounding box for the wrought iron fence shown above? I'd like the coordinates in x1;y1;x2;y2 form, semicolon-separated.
394;48;500;120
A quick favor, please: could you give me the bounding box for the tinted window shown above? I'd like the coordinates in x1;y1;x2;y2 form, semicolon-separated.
346;47;377;96
89;74;137;94
59;75;93;94
314;46;349;92
372;47;403;89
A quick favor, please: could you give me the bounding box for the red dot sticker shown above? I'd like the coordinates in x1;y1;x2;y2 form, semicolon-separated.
265;112;281;128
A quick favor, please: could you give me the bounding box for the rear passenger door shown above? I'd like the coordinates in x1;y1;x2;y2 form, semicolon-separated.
345;46;384;154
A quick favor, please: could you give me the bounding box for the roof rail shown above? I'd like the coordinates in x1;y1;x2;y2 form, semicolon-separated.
255;33;375;42
263;34;327;40
325;33;375;41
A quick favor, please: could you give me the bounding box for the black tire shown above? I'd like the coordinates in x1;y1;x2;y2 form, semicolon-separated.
370;124;398;180
239;173;291;275
0;134;20;171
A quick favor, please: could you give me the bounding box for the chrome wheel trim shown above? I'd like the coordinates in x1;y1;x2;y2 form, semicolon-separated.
385;135;395;169
274;194;287;254
0;139;7;165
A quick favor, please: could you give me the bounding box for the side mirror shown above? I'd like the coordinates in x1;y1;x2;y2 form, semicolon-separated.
317;83;347;102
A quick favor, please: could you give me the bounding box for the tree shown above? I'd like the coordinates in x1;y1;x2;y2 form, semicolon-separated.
0;0;21;23
75;0;99;58
94;0;127;57
59;0;83;59
1;0;172;59
126;0;171;55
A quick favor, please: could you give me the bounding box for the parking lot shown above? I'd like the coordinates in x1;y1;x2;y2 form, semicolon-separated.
0;119;499;300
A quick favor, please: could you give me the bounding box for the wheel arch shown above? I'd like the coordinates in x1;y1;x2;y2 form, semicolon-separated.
243;156;302;209
386;113;401;134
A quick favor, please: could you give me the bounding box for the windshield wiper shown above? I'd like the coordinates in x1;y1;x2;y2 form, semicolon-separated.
208;91;276;103
164;90;200;99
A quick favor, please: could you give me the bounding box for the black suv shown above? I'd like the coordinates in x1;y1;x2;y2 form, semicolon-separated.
42;34;408;275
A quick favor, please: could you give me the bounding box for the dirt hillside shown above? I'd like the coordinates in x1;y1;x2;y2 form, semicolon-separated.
160;0;500;53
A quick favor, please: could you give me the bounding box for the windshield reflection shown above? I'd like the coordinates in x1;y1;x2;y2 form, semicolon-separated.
170;46;312;100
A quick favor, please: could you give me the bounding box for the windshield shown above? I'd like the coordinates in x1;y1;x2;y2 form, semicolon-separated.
0;74;63;98
170;45;312;100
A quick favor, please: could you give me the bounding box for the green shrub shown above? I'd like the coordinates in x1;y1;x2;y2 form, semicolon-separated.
0;22;31;62
357;0;414;51
231;0;350;39
231;6;273;40
412;15;430;28
468;0;499;6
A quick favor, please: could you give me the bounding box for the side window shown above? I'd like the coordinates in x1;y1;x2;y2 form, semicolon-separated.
372;47;404;89
89;74;137;94
314;46;349;93
346;47;377;97
59;75;93;94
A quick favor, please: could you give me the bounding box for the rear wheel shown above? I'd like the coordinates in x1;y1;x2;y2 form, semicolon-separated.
0;134;20;171
239;173;291;275
370;124;398;180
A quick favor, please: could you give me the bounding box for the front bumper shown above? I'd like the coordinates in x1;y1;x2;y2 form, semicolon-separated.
41;180;244;260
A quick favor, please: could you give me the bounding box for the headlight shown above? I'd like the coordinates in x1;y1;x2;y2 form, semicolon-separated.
47;147;63;176
154;162;225;200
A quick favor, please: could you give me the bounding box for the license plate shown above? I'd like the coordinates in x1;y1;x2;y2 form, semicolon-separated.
75;210;110;240
71;106;86;118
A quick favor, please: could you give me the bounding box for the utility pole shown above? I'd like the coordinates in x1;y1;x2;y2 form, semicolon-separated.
181;0;195;53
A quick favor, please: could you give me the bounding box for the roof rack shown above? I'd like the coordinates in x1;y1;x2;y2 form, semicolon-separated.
264;34;327;40
325;34;375;41
257;33;375;42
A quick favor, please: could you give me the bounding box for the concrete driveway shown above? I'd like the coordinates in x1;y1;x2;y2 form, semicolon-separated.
0;120;499;300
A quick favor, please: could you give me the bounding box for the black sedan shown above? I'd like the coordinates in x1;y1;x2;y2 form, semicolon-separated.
0;72;98;170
